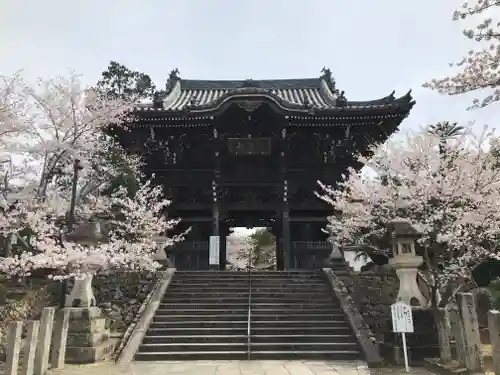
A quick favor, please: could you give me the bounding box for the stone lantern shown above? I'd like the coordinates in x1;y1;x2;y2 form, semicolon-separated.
388;218;428;307
64;221;105;308
63;221;115;363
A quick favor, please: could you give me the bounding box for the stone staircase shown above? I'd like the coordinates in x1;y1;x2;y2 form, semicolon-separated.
134;269;362;361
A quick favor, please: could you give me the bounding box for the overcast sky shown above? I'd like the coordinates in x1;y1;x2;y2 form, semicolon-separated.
0;0;496;235
1;0;497;132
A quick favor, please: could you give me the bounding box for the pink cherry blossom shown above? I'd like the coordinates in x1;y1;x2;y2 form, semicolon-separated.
423;0;500;109
0;72;182;279
318;125;500;307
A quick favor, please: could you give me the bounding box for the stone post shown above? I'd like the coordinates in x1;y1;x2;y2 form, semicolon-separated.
65;307;114;363
21;320;39;375
5;321;22;375
34;307;55;375
488;310;500;375
50;308;70;369
457;293;482;371
448;301;466;365
436;308;452;362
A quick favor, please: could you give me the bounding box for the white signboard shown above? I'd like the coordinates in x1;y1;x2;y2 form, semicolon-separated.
209;236;220;265
391;301;414;333
391;301;413;372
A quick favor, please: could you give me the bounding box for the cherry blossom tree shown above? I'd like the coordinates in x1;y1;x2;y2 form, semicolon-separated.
423;0;500;109
3;73;138;200
0;72;181;301
318;125;500;315
235;229;276;269
0;72;32;199
0;180;178;280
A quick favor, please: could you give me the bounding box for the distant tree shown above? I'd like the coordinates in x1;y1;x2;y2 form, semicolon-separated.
428;121;465;155
96;61;156;102
423;1;500;109
236;228;276;269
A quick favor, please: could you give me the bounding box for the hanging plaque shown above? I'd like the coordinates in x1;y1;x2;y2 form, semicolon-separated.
228;138;271;155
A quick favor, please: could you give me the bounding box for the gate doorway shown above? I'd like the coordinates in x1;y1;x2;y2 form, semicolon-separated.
226;227;277;271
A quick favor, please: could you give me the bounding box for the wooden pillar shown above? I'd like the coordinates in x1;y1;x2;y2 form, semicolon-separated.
219;220;228;270
272;221;284;271
282;194;291;270
281;127;291;270
211;127;221;270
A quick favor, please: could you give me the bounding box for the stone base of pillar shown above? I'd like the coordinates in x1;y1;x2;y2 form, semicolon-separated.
65;307;116;364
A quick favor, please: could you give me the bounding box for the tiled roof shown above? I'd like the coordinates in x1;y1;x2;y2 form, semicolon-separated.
168;83;332;111
134;72;415;115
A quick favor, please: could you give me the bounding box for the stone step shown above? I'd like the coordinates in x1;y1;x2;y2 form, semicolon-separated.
162;298;249;304
173;275;323;280
158;302;340;310
155;307;343;315
159;302;250;309
250;320;349;328
248;297;335;303
250;307;343;314
161;296;334;303
155;308;249;315
249;350;361;360
166;291;331;298
138;341;357;354
174;271;320;275
168;282;326;288
251;302;337;307
135;350;362;361
251;326;353;335
152;313;345;322
137;269;359;362
251;314;345;321
167;283;250;289
142;334;357;345
153;314;248;322
251;334;356;343
167;285;329;291
146;327;247;336
169;280;324;285
139;342;248;353
142;335;247;344
249;342;359;351
149;320;349;330
135;351;249;361
149;321;248;329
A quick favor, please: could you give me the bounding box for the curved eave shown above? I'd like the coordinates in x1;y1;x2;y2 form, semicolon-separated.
132;89;415;120
188;88;309;113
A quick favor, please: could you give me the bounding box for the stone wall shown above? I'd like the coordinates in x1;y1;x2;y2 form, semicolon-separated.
0;280;57;359
91;271;160;334
339;265;439;361
338;265;399;343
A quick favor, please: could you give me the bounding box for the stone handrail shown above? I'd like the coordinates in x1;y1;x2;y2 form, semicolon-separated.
116;268;176;365
322;268;382;366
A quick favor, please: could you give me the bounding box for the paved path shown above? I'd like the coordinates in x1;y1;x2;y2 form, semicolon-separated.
48;360;439;375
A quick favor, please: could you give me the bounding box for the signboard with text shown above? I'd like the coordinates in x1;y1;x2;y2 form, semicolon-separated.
209;236;220;265
391;301;414;333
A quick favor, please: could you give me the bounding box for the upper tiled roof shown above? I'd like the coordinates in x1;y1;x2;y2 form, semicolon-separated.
165;79;334;111
134;69;415;115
